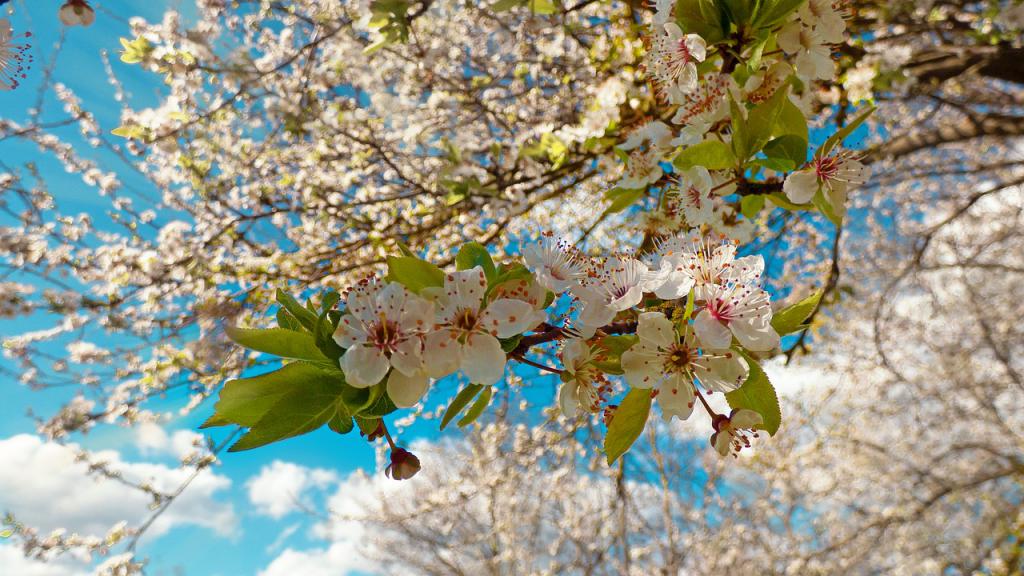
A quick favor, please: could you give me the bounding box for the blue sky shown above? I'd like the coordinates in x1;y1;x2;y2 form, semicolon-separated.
0;2;868;574
0;2;471;574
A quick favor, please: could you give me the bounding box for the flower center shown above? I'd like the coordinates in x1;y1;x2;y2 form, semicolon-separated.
666;343;695;373
453;308;479;332
815;155;840;181
370;318;403;352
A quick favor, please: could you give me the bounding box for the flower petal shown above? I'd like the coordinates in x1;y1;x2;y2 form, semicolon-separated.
446;267;487;311
731;318;780;352
730;409;764;430
387;370;430;408
390;337;423;376
558;382;580;418
340;345;390;388
621;344;663;389
637;311;675;348
461;333;506;385
481;298;541;338
783;170;819;204
659;376;695;422
423;329;461;378
694;309;733;350
696;354;748;393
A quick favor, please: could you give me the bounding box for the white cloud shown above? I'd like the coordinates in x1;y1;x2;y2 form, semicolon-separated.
0;543;89;576
0;434;236;541
246;461;339;519
134;422;205;461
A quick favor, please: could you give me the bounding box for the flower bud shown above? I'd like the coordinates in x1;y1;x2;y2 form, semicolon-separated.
59;0;95;27
385;447;420;481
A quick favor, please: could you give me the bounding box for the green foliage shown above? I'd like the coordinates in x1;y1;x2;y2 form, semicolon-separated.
593;335;637;375
119;36;153;64
726;351;782;435
603;187;645;215
771;290;822;335
202;362;359;451
225;327;330;364
674;140;736;171
441;384;486;430
761;134;808;172
675;0;727;44
457;385;493;427
385;255;445;293
605;387;652;465
456;242;497;282
740;194;766;218
812;187;843;225
741;84;792;161
276;289;319;332
751;0;807;29
365;0;412;54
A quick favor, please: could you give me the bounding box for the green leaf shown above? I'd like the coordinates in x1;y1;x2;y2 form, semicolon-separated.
673;140;736;171
355;416;381;436
111;124;148;140
441;384;485;430
819;105;876;158
528;0;559;15
491;0;525;11
772;99;809;142
743;84;791;160
225;326;330;363
683;287;696;321
812;187;843;225
676;0;727;43
362;384;399;417
605;387;652;465
593;334;637;375
276;309;303;331
752;0;807;28
0;529;13;538
730;99;749;163
726;351;781;435
722;0;754;24
205;362;329;428
603;187;645;215
328;411;354;435
277;289;319;331
750;157;796;172
763;134;808;168
456;242;497;282
230;380;347;451
740;194;766;219
458;385;493;427
384;255;445;293
500;334;523;353
771;290;822;335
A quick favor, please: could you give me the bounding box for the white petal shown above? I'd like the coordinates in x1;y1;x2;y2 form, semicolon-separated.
637;312;675;347
332;315;365;349
377;281;410;320
400;293;435;333
712;431;731;456
659;376;695;422
686;35;707;62
621;344;663;389
340;345;390;388
423;329;461;378
481;298;540;338
561;338;589;371
730;409;763;430
577;301;617;331
731;318;780;352
783;170;819;204
558;382;580;418
446;267;487;311
390;337;424;376
694;309;733;350
696;354;748;393
461;333;506;385
387;370;430;408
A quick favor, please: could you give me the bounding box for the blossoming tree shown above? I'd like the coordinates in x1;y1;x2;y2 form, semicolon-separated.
3;0;1021;572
